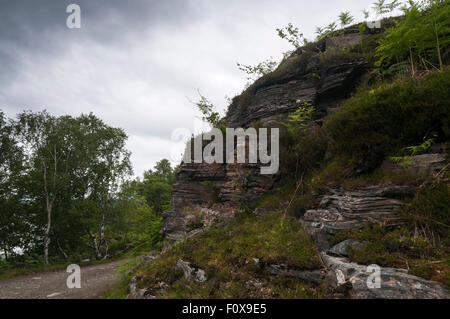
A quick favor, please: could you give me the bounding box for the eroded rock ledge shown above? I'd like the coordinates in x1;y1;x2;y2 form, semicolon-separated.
302;186;416;250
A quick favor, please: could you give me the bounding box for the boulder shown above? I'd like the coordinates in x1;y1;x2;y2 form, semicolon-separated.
135;289;156;300
195;269;207;283
176;259;207;283
328;239;363;257
321;253;450;299
127;276;137;298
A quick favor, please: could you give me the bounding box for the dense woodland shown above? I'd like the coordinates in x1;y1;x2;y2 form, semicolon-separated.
0;110;174;268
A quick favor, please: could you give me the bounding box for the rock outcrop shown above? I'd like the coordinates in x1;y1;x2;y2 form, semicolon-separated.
321;253;449;299
176;259;207;283
300;183;449;298
302;186;416;250
328;239;363;257
380;153;447;176
263;264;326;284
163;33;371;241
158;30;449;299
162;161;277;240
226;59;368;129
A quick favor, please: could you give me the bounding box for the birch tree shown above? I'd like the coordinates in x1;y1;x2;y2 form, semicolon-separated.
14;112;76;263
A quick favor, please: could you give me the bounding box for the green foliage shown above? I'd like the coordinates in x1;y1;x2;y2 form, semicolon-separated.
375;0;450;75
388;138;435;167
0;147;29;266
339;11;355;28
0;110;169;266
100;276;131;299
276;23;304;49
362;9;371;19
0;259;10;272
236;22;305;88
191;90;224;128
315;23;338;40
103;159;175;257
280;102;315;135
134;159;175;214
7;111;133;263
278;103;328;180
402;180;450;247
405;138;435;156
325;69;450;172
237;59;278;84
23;253;46;267
108;195;162;256
373;0;401;16
326;22;338;34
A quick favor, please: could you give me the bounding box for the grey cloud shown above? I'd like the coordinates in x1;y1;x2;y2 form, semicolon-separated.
0;0;377;176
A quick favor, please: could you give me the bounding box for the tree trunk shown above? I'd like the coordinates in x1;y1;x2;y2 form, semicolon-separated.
41;159;54;265
56;236;68;260
43;206;52;264
98;211;106;257
88;229;102;260
434;21;443;71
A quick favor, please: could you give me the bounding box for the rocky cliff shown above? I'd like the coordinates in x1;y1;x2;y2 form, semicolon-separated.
163;33;371;241
132;16;450;300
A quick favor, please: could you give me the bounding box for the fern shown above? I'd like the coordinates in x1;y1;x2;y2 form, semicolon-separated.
389;139;435;167
404;138;434;156
375;1;450;75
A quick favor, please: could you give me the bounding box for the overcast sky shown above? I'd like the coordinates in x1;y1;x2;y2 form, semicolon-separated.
0;0;381;177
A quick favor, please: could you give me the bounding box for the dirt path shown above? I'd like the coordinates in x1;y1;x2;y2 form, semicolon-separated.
0;260;125;299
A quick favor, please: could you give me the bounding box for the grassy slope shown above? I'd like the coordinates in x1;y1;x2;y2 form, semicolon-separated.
104;212;329;299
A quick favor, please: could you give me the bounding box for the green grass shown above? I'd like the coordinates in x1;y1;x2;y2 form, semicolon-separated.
117;211;325;299
100;277;130;299
99;257;146;299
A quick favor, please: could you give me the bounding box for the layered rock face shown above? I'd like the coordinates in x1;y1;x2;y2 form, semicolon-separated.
163;161;277;240
303;186;416;250
163;34;370;240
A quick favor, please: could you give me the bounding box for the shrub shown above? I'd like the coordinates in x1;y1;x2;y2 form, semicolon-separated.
279;104;328;180
0;259;11;271
325;69;450;172
23;253;46;267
